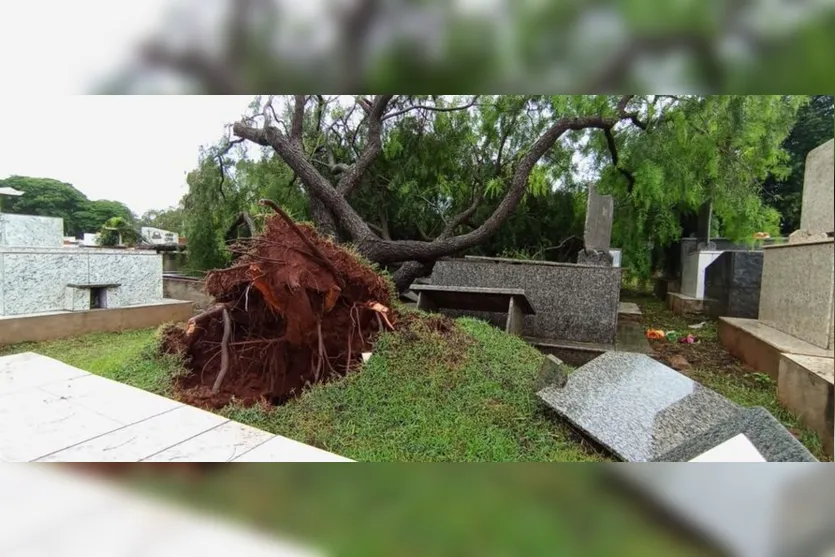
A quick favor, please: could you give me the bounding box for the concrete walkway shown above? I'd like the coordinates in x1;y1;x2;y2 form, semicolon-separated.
0;352;350;462
0;465;322;557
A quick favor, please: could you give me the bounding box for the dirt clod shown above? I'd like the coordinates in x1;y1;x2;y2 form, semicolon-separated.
161;206;394;409
668;354;692;372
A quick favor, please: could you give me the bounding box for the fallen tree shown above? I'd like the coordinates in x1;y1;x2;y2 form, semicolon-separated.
162;200;395;408
230;95;648;291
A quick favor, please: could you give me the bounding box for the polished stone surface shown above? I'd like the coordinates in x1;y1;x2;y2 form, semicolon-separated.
759;240;834;350
688;433;766;462
800;138;834;235
704;251;764;318
653;407;817;462
411;284;535;314
0;353;350;462
432;257;622;344
1;248;164;315
537;352;740;461
0;213;63;248
583;183;613;252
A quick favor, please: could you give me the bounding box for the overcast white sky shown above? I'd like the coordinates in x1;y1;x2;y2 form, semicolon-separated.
0;96;256;214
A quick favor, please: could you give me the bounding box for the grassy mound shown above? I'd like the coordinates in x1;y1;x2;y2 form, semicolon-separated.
221;314;606;462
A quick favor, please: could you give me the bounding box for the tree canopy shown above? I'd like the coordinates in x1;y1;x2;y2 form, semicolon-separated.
0;176;135;237
761;95;834;234
179;95;810;287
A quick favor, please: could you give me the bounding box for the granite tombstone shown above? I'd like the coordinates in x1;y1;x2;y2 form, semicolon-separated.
536;352;741;461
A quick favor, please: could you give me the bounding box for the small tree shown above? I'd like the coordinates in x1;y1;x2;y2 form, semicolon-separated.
97;217;140;247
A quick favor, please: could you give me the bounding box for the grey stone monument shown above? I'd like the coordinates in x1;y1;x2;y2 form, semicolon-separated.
577;183;614;266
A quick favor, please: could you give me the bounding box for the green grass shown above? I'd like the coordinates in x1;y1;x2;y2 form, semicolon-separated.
0;327;182;397
222;316;607;461
2;294;826;461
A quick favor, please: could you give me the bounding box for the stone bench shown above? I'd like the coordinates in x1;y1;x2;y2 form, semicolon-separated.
409;284;535;335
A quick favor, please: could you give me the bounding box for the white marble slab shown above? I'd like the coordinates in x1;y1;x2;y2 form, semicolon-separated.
235;435;353;462
2;252;89;315
0;466;322;557
689;434;767;462
0;353;350;463
0;387;123;461
39;374;182;425
1;248;164;316
0;214;63;248
89;252;163;306
0;352;88;396
143;420;275;462
37;406;228;462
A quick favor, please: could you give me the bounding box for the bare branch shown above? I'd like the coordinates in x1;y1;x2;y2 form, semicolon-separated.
603;127;636;193
381;96;481;122
140;44;244;94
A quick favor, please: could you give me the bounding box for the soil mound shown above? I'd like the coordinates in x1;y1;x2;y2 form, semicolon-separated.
162;201;395;409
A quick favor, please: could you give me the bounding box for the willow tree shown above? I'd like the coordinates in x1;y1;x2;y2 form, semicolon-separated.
226;95;802;290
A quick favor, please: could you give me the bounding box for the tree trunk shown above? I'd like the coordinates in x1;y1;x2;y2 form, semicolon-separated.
391;260;435;293
309;195;340;240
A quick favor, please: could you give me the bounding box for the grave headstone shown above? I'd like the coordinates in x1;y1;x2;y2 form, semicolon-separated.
704;250;764;318
577;183;614;266
696;199;715;250
799;138;834;237
537;352;741;461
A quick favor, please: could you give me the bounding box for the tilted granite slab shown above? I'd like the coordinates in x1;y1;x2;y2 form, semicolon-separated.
537;352;740;461
652;407;817;462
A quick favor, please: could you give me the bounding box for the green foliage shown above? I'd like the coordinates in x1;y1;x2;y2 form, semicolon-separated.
97;216;140;246
599;96;803;279
761;95;834;234
0;328;183;397
139;206;186;234
0;176;135;237
182;143;309;272
179;95;810;279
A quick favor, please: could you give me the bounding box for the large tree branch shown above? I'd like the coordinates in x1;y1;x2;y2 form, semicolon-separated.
140;44;244;94
603;127;636;193
358;113;626;264
232;121;373;240
381;96;481;122
335;95;394;197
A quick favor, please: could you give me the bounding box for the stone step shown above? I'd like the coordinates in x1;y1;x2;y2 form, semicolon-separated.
778;353;834;459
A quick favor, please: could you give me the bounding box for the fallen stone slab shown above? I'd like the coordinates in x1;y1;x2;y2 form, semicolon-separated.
652;407;817;462
537;352;740;461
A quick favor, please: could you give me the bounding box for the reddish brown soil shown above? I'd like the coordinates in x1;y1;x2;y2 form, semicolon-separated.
161;209;394;409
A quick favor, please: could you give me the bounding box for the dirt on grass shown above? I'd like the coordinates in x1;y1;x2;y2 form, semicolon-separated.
160;201;396;409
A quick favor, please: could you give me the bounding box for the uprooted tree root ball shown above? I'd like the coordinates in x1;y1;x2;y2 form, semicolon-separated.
161;200;396;409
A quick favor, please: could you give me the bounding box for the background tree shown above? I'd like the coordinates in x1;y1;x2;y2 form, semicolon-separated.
226;95;802;289
0;176;135;237
760;95;834;234
97;216;141;246
139;205;186;234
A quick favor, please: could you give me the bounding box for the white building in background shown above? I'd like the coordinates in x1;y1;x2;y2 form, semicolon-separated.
141;226;178;246
81;233;101;246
